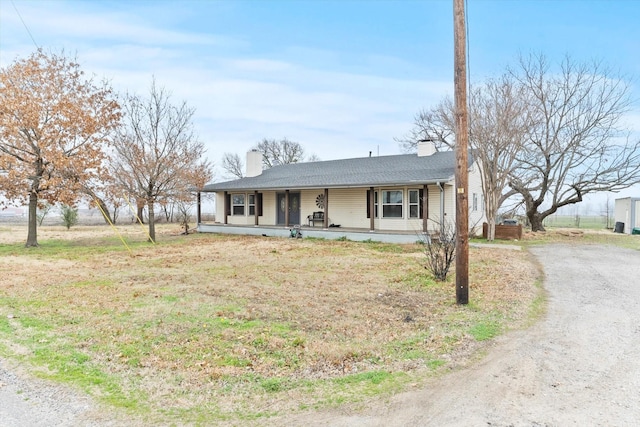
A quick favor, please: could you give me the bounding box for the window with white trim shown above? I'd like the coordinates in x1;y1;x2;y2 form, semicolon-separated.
232;194;245;215
409;190;420;218
382;190;403;218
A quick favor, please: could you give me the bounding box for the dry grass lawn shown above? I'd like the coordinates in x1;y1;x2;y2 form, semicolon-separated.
0;224;542;425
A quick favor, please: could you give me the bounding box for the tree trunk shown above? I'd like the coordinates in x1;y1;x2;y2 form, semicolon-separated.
487;218;496;241
95;196;113;224
529;212;545;232
26;190;39;247
148;200;156;243
136;199;145;224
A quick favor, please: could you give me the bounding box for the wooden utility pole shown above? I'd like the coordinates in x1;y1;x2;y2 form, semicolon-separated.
453;0;469;304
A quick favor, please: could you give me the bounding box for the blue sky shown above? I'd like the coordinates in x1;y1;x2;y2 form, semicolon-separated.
1;0;639;202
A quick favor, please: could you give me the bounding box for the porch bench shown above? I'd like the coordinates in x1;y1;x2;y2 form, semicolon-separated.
307;211;325;227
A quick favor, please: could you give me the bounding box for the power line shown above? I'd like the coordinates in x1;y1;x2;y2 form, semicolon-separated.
10;0;39;49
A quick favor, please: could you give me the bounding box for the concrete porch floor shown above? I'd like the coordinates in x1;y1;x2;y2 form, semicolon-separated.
197;223;428;244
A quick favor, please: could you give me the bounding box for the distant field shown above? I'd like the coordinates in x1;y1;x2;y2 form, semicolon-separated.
542;215;612;230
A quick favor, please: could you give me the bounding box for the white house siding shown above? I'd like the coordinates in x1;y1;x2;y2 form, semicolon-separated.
468;162;486;236
322;188;371;228
216;190;277;226
321;185;459;232
261;191;277;225
301;189;324;223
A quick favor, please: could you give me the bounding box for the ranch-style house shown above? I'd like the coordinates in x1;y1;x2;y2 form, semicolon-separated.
196;141;486;243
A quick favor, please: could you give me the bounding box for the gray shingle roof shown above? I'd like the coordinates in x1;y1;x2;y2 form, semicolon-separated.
203;151;471;192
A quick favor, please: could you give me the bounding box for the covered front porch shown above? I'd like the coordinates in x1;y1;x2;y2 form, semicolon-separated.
195;183;449;236
196;222;429;244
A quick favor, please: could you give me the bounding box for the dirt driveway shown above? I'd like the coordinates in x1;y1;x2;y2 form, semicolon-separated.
275;244;640;426
2;243;639;426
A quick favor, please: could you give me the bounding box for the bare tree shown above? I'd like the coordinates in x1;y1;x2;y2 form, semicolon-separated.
601;194;614;229
255;138;306;168
419;218;456;281
307;153;321;162
221;139;319;177
221;152;244;178
469;75;531;239
0;50;120;246
111;78;213;242
508;54;640;231
398;73;527;240
398;99;456;153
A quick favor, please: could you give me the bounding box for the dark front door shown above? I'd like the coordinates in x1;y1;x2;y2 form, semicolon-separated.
277;192;301;225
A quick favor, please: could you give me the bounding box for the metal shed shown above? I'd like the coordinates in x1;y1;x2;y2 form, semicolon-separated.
614;197;640;234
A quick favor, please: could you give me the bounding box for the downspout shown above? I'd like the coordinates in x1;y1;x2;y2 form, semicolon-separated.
437;182;445;226
422;184;428;233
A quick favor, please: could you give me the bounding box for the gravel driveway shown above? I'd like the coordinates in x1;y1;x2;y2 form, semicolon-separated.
278;243;640;426
2;243;639;426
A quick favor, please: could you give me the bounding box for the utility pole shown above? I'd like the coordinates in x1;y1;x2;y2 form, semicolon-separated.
453;0;469;304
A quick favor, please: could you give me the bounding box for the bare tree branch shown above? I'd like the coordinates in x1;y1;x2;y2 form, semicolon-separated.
510;53;639;231
255;138;306;168
221;152;244;178
110;77;213;242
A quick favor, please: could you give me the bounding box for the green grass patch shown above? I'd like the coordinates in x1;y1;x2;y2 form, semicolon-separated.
386;332;431;360
333;370;392;386
469;320;501;341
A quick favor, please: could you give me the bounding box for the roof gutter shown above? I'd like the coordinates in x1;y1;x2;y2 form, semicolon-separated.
437;182;445;224
202;181;450;193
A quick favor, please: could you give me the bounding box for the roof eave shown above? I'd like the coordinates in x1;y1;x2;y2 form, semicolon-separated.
201;177;455;193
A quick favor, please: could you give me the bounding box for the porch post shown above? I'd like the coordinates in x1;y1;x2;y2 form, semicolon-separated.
285;190;290;227
422;184;428;233
197;192;201;224
323;188;329;229
369;186;375;231
254;190;259;226
223;191;228;225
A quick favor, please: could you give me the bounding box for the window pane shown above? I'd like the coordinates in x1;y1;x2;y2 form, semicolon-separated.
383;205;402;218
410;205;419;218
249;206;255;215
409;190;418;204
232;206;244;215
232;194;245;205
248;194;255;204
383;190;402;204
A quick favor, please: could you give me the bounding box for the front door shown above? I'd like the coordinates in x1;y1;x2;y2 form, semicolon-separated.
276;192;301;225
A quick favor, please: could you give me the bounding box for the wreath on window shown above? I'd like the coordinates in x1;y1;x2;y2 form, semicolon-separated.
315;194;325;209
